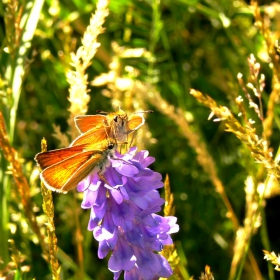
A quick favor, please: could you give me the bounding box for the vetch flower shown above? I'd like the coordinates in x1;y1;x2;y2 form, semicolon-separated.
77;147;179;279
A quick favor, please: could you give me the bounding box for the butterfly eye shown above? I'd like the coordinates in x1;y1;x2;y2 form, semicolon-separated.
108;143;114;149
113;116;118;122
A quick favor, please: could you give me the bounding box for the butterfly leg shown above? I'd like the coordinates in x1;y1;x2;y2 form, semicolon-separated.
110;157;132;166
97;172;112;187
128;131;135;148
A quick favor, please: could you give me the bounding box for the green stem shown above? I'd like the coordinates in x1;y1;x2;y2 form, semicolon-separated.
0;154;9;269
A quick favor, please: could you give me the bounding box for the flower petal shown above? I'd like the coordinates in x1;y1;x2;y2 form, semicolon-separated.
108;236;136;272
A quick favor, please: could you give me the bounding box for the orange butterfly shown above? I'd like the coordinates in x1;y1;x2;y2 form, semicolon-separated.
35;109;151;193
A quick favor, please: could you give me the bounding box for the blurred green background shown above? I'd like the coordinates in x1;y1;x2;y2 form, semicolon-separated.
1;0;280;279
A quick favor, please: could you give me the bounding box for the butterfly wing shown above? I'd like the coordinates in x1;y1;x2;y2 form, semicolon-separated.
74;115;107;133
40;150;104;193
127;115;145;132
35;145;86;170
111;114;144;143
70;125;112;150
73;111;144;147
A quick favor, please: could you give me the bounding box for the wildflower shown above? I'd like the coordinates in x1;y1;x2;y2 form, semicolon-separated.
77;147;179;279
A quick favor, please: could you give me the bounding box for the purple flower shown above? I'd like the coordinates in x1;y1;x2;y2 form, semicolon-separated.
78;147;179;279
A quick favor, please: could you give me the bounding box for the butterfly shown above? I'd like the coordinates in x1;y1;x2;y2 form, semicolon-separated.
72;108;152;148
35;140;117;193
35;109;152;193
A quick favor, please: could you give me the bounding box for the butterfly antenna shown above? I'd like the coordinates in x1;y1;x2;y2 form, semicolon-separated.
96;110;108;115
129;110;153;115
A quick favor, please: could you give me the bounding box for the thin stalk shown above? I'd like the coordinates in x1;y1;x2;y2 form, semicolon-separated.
260;206;275;280
73;193;84;280
0;158;9;269
40;138;61;280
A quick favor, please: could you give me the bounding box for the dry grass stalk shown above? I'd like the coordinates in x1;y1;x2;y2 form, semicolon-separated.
252;3;280;145
237;54;264;122
190;89;280;182
229;177;261;279
40;138;61;280
253;1;280;81
0;111;29;206
3;0;23;57
0;111;46;257
199;265;214;280
238;54;280;198
163;174;175;217
0;239;29;278
160;175;179;277
65;0;109;141
189;88;268;279
263;250;280;271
